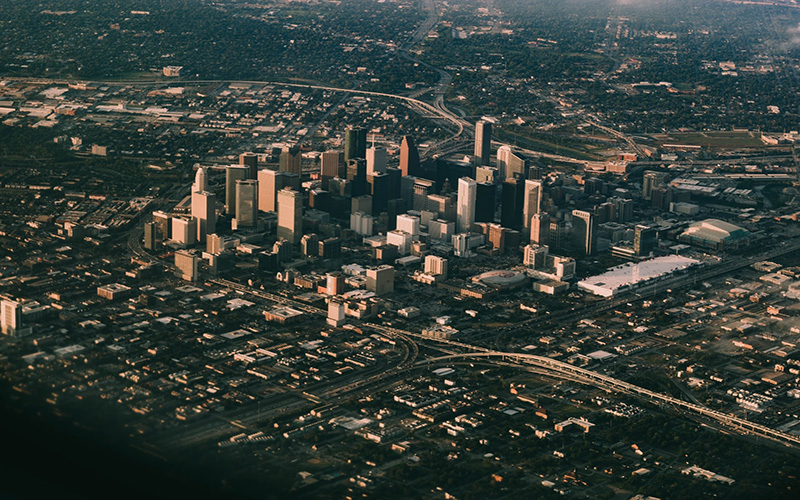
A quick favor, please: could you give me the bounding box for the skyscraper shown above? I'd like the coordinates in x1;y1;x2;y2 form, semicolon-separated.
192;166;207;193
474;120;492;165
522;179;543;232
346;158;368;197
143;221;158;251
225;165;248;214
634;225;656;257
191;190;216;242
496;145;529;180
571;209;596;256
277;188;303;244
1;299;21;336
344;126;367;163
500;178;524;230
642;170;669;200
366;145;387;176
235;179;258;228
530;213;550;245
258;169;299;212
320;150;343;181
239;152;258;179
457;177;477;233
475;182;496;223
399;135;420;177
279;145;302;175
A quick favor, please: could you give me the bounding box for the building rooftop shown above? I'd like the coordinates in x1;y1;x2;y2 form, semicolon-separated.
578;255;701;297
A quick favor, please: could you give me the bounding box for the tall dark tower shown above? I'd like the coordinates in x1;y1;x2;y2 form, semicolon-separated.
344;127;367;163
500;178;524;230
346;158;368;197
239;152;258;179
475;182;496;223
399;135;420;177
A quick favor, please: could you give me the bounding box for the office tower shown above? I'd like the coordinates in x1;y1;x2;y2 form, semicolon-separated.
320;150;342;181
523;179;543;232
642;170;669;200
279;145;302;175
301;233;319;257
530;213;550;245
634;225;657;257
152;210;171;241
411;178;435;211
175;250;199;282
191;190;216;242
273;239;293;263
500;178;524;230
396;214;421;237
239;152;258;179
366;145;387;176
549;220;565;251
368;172;389;214
258;169;298;213
476;165;498;184
457;177;477;233
234;179;258;228
171;216;197;245
277;188;302;244
347;158;368;197
475;182;496;223
385;167;402;199
651;186;673;211
497;145;529;180
427;193;455;221
318;237;342;260
344;126;367;162
1;299;21;336
192;166;207;193
329;177;352;198
611;197;634;222
327;299;346;327
309;189;331;213
366;265;395;295
523;244;549;268
143;222;158;251
350;212;374;236
584;177;604;196
429;219;455;243
351;195;373;215
424;255;448;278
387;230;413;255
326;272;346;296
571;209;596;256
225;165;248;214
474;120;492;165
399;135;420;177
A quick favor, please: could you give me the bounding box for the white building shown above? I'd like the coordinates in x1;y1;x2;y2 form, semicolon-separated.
457;177;477;234
387;230;412;255
396;214;421;237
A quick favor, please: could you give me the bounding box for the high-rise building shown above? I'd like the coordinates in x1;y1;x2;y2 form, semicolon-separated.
320;150;343;180
571;209;596;256
301;233;319;257
279;145;302;175
634;225;657;257
239;152;258;179
428;219;455;243
366;145;387;176
191;190;216;242
368;172;390;214
234;179;258;228
399;135;420;177
424;255;448;278
366;265;395;295
530;213;550;245
152;210;171;241
642;170;669;200
351;195;373;215
175;250;199;282
523;179;543;232
501;178;525;230
475;182;496;223
474;120;492;165
143;221;158;251
412;178;436;212
225;165;248;214
326;272;346;296
457;177;477;233
1;299;21;336
347;158;368;197
396;214;421;237
318;237;342;260
350;211;374;236
584;177;604;196
277;188;302;244
171;216;197;246
523;244;549;268
192;166;208;193
258;169;298;213
496;145;529;180
344;126;367;162
476;165;499;184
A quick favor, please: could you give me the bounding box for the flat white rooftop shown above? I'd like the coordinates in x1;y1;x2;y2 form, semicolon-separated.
578;255;701;297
